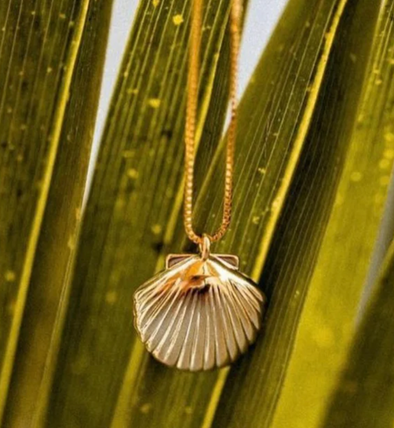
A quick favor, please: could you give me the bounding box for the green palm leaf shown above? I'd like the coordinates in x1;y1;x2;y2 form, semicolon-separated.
322;239;394;428
48;0;362;426
0;0;393;427
47;0;238;426
272;2;394;426
0;0;113;425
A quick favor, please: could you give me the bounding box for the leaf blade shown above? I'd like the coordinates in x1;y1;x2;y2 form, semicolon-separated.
0;0;100;422
321;239;394;428
47;1;237;426
270;1;394;426
105;0;362;427
0;3;84;420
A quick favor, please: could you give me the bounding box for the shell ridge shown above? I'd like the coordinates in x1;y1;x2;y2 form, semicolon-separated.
235;283;263;329
136;276;174;319
211;284;230;367
204;292;215;370
149;287;187;356
137;283;172;322
135;271;174;302
190;293;205;371
165;291;198;364
231;279;261;320
176;291;199;369
226;280;257;342
143;288;183;352
220;283;247;353
236;281;264;312
155;290;193;364
216;284;239;361
186;291;204;371
139;285;180;336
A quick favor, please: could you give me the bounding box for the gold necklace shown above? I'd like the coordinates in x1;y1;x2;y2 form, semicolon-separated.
133;0;266;371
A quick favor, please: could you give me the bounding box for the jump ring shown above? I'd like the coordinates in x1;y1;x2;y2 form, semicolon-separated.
199;234;211;260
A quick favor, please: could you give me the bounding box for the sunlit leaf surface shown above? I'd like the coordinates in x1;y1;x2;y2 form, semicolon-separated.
1;0;393;427
47;0;239;426
272;2;394;426
44;0;373;427
322;239;394;428
0;0;113;425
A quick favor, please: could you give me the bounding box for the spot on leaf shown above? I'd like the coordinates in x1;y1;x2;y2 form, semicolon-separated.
173;14;184;26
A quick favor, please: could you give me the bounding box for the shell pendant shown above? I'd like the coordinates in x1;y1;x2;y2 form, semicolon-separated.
133;244;266;371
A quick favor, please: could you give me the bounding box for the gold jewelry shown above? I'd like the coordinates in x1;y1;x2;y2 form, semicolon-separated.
184;0;239;244
133;0;266;371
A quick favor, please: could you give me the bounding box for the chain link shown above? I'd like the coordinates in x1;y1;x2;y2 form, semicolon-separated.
184;0;241;245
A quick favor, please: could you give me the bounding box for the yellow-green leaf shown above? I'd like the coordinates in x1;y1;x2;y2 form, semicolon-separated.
212;0;383;426
121;0;355;423
46;1;237;426
322;239;394;427
44;0;371;427
0;0;113;425
271;1;394;426
4;0;388;426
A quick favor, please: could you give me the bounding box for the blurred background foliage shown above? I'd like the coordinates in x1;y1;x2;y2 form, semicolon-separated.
0;0;394;427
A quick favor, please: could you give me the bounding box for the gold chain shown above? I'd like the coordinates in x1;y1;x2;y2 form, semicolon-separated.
184;0;241;245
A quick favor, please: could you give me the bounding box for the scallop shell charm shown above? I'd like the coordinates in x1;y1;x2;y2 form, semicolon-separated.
133;246;266;371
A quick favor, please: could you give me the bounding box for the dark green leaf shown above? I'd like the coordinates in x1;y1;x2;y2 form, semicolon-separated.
0;0;113;425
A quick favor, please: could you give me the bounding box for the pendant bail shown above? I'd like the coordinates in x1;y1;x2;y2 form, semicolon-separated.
199;234;211;260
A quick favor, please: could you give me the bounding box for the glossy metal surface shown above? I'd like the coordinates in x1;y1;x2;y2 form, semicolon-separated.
133;254;266;371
